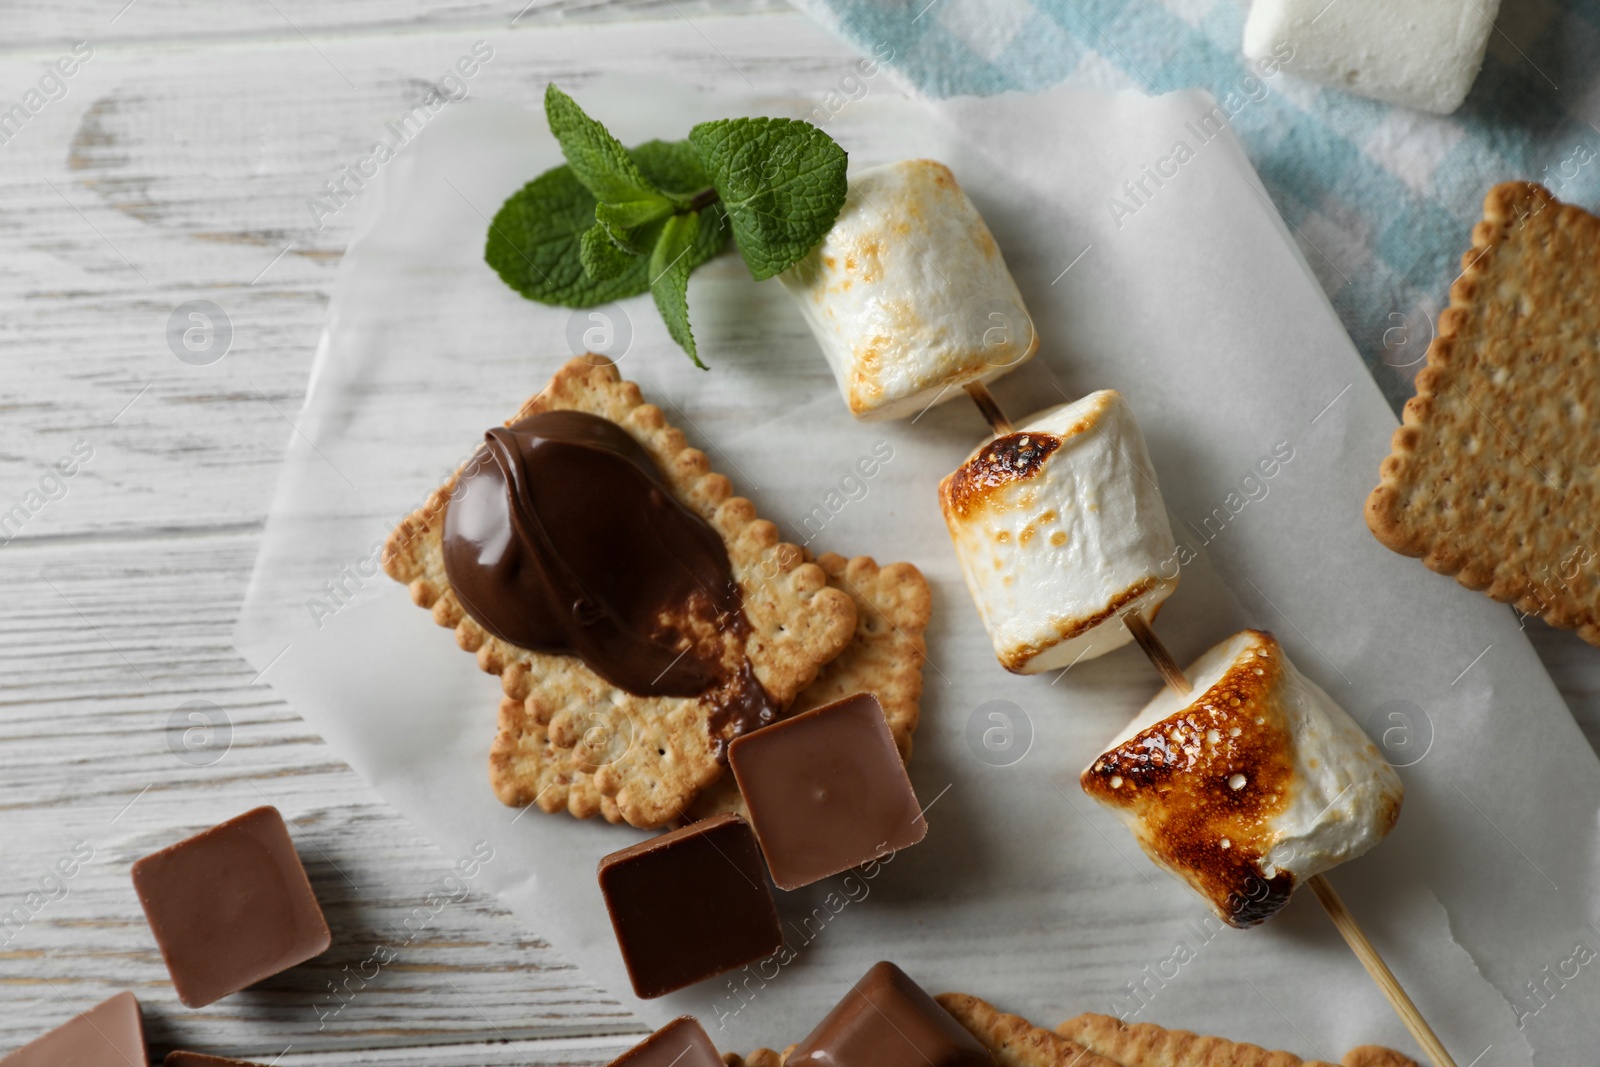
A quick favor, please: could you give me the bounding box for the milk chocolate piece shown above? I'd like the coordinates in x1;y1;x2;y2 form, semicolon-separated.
597;813;782;999
789;961;993;1067
0;991;145;1067
606;1016;723;1067
131;806;332;1008
728;692;926;890
163;1055;265;1067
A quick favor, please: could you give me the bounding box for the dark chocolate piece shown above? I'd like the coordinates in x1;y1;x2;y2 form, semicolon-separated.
0;991;145;1067
788;961;993;1067
163;1055;264;1067
606;1016;722;1067
729;692;925;890
597;813;782;999
131;806;331;1008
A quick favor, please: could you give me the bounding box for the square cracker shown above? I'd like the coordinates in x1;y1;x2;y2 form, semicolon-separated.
382;356;857;829
720;991;1116;1067
723;1005;1414;1067
1366;182;1600;646
687;549;933;822
1057;1013;1419;1067
937;993;1125;1067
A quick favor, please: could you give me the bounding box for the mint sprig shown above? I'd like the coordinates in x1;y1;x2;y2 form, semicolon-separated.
485;85;848;367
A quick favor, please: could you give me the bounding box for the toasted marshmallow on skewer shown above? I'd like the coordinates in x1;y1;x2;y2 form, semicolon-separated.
939;390;1178;672
780;159;1037;421
1082;630;1403;927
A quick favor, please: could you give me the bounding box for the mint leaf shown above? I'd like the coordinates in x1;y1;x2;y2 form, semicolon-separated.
579;223;635;281
629;139;712;197
544;84;672;210
688;117;847;281
595;198;674;251
486;164;650;307
485;148;730;309
650;211;704;368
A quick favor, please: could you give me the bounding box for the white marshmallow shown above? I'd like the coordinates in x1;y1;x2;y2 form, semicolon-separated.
1082;630;1404;927
780;159;1037;421
1244;0;1500;115
939;391;1178;673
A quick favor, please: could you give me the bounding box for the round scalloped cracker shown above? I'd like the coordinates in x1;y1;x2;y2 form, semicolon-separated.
686;550;933;822
382;355;856;828
1366;182;1600;647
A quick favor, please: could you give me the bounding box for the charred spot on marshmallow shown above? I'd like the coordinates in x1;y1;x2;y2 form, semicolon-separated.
939;432;1062;519
940;390;1124;520
1081;630;1299;928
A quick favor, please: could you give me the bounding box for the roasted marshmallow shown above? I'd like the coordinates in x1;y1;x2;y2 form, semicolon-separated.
1244;0;1499;115
780;159;1037;421
1081;630;1403;927
939;390;1178;672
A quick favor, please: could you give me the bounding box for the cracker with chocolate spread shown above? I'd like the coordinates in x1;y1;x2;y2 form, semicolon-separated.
1366;181;1600;646
687;550;932;822
382;356;857;829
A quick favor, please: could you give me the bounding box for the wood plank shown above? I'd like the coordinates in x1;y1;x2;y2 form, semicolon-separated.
0;0;790;53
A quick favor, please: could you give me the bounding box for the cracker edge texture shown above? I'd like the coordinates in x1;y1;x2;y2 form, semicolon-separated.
1058;1012;1375;1067
937;993;1124;1067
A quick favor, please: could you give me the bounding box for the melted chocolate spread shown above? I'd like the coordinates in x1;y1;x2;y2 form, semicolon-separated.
442;410;771;737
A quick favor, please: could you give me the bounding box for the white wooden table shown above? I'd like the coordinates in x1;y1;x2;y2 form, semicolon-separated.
3;3;1597;1064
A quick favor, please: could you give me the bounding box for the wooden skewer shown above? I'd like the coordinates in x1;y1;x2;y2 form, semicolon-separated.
962;380;1456;1066
1307;875;1459;1067
1126;617;1458;1067
1124;613;1191;695
963;381;1014;435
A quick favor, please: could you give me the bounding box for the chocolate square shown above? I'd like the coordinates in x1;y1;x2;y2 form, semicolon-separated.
788;961;993;1067
597;813;781;999
607;1016;722;1067
0;991;145;1067
163;1055;265;1067
729;692;926;890
131;806;332;1008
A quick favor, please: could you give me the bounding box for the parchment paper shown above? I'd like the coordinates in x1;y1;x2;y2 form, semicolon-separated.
235;32;1600;1065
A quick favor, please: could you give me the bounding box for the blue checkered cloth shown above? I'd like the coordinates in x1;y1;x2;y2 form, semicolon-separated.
792;0;1600;412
